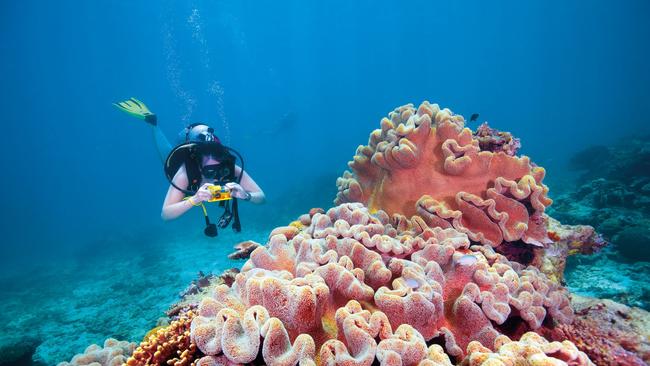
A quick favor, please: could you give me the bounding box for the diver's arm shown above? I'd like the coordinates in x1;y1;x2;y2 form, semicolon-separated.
234;166;266;204
161;165;212;220
161;167;193;221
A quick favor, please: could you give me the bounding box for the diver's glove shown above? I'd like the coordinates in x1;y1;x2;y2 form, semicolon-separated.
113;98;157;126
225;182;250;200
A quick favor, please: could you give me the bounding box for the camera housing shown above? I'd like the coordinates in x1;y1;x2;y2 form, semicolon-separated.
207;185;232;202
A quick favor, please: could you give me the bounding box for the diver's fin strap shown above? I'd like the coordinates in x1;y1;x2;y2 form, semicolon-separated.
232;198;241;232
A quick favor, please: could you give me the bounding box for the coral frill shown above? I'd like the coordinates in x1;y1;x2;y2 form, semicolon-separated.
190;203;579;365
57;339;136;366
335;102;552;248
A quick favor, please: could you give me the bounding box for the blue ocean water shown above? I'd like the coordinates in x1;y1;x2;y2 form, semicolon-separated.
1;1;649;364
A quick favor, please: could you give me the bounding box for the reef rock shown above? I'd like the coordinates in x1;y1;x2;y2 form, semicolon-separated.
542;295;650;366
335;102;552;248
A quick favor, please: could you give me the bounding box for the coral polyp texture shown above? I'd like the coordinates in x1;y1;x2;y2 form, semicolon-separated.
127;310;197;366
463;332;593;366
190;203;578;365
335;102;552;248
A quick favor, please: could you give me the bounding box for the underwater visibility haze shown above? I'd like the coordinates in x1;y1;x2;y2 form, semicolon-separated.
1;1;649;365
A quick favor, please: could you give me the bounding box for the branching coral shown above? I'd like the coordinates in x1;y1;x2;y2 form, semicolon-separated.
127;310;197;366
190;203;575;365
335;102;552;248
58;338;136;366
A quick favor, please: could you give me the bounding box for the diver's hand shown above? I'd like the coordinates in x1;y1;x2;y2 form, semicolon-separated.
225;182;250;200
190;183;213;205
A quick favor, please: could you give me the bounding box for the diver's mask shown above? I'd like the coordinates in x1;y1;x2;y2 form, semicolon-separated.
201;163;221;180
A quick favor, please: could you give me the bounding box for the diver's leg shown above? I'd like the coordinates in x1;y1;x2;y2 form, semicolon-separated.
151;126;173;163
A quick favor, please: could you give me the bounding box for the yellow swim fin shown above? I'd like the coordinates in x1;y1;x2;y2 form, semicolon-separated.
113;97;157;125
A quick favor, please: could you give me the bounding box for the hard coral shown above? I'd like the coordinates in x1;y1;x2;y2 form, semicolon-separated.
335;102;552;248
126;310;197;366
190;203;575;365
58;338;136;366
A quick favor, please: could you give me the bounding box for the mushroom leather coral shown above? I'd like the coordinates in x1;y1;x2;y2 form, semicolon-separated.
58;338;136;366
335;102;552;247
190;203;575;365
462;332;593;366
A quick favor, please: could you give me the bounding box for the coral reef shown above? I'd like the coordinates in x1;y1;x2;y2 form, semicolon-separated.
472;122;521;156
56;101;650;366
335;102;552;248
126;310;197;366
542;295;650;366
228;240;262;260
462;332;593;365
190;203;576;365
564;249;650;311
58;338;136;366
550;135;650;262
178;271;219;298
535;217;607;284
548;135;650;309
569;135;650;185
168;269;241;319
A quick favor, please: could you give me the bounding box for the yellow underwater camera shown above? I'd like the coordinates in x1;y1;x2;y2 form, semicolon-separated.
207;185;232;202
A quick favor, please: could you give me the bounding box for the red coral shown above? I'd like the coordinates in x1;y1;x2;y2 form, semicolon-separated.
335;102;552;248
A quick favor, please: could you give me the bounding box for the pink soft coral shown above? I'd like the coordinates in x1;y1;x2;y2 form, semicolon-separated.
190;203;574;365
335;102;552;247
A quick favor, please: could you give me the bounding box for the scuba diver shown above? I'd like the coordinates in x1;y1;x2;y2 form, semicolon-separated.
114;98;265;237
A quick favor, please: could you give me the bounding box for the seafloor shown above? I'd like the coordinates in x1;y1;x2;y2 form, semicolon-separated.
0;228;268;365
